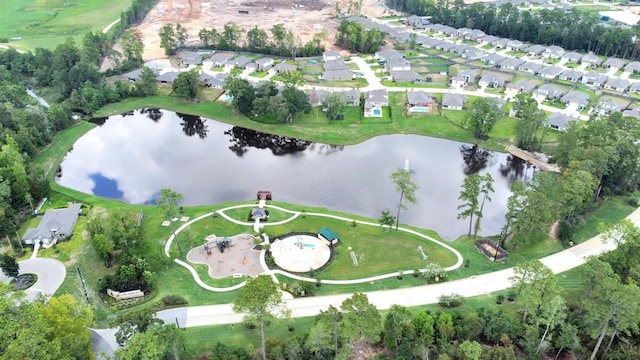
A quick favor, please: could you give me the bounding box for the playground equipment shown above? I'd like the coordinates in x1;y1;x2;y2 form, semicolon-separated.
350;250;359;266
418;246;428;261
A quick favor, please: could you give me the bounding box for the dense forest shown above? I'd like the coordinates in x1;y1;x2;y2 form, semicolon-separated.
386;0;640;59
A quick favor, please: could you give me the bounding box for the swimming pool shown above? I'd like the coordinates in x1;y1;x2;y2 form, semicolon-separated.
373;109;382;116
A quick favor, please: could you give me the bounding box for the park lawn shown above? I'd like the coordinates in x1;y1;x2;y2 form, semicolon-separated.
0;0;132;51
266;216;458;279
220;206;296;224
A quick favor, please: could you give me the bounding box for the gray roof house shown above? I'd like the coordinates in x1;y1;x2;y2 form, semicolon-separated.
624;61;640;73
629;82;640;94
232;56;254;68
562;51;583;63
483;53;505;65
204;73;229;89
309;89;360;106
209;52;234;67
461;47;485;60
323;51;342;62
559;69;583;82
386;58;411;72
406;15;430;28
121;67;158;82
417;36;443;48
322;69;353;81
581;53;602;66
507;80;537;94
343;89;361;106
456;27;473;38
272;62;297;74
364;89;389;117
581;71;608;87
537;66;563;79
518;62;543;74
604;78;630;92
436;42;456;52
407;91;436;112
442;93;467;110
506;39;525;51
603;57;625;69
255;58;274;70
561;91;590;109
477;35;498;45
156;71;179;84
440;26;458;37
493;38;510;49
308;89;331;106
596;99;627;115
526;44;547;56
546;113;575;131
180;52;203;67
22;203;82;246
499;58;525;70
391;70;421;82
624;108;640;119
324;59;350;71
375;49;403;62
479;74;507;88
466;29;486;40
543;45;565;59
534;84;565;99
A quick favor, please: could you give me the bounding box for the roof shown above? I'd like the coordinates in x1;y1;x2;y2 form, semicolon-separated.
407;91;435;104
23;203;82;243
545;45;564;55
442;93;467;108
603;57;625;69
483;53;505;64
459;69;477;79
499;58;525;68
251;207;267;218
387;58;411;68
156;71;179;83
623;108;640;119
323;69;352;81
581;71;608;85
507;80;537;92
535;84;564;97
366;89;388;103
181;52;202;65
526;44;547;54
546;113;574;130
537;66;563;77
563;51;583;62
605;78;630;90
625;61;640;72
323;51;341;58
582;53;602;64
561;91;590;106
417;36;442;47
479;74;507;86
391;70;421;82
209;53;234;64
318;227;338;241
232;56;253;67
255;57;274;65
324;59;350;71
436;42;456;51
121;68;157;81
478;35;498;43
519;62;543;72
376;49;403;61
560;70;584;81
273;62;297;73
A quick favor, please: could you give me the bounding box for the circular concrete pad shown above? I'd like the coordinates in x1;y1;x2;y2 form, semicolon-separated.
271;235;330;273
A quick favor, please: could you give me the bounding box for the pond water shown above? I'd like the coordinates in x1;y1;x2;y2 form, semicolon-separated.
57;109;533;240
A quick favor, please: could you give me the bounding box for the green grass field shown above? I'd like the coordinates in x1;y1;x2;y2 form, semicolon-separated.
0;0;132;51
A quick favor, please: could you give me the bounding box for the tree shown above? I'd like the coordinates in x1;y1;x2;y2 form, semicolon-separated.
509;260;557;322
457;174;481;237
536;295;566;353
378;209;395;232
120;29;144;66
390;169;419;230
382;304;414;356
172;70;199;100
175;23;187;48
246;26;269;53
464;97;503;139
459;340;482;360
553;323;581;360
157;188;183;219
281;86;312;121
222;22;241;50
159;23;178;55
513;93;547;151
322;91;346;120
113;307;164;345
40;295;94;360
340;293;381;360
134;67;158;97
232;275;289;360
0;253;19;277
306;305;341;358
115;330;165;360
475;173;494;237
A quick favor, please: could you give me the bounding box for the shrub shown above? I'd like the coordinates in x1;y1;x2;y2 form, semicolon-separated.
557;220;574;245
630;197;640;207
161;295;188;306
438;293;464;308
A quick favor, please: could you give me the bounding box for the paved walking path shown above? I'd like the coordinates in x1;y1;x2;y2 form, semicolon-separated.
155;206;640;328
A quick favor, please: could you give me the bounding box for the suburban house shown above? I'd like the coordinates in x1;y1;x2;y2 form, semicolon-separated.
450;69;476;88
537;66;563;79
272;62;297;74
546;113;575;131
483;53;505;65
440;26;458;37
324;59;350;71
533;84;565;101
209;52;234;67
455;27;472;38
624;61;640;74
375;49;403;63
156;71;179;84
460;47;485;60
364;89;389;117
385;58;411;72
562;51;583;63
477;35;498;45
629;82;640;94
559;69;583;82
322;69;352;81
442;93;467;110
595;99;627;115
255;58;274;71
466;29;486;41
121;67;158;82
310;89;360;106
478;74;507;89
604;78;630;92
561;91;590;110
506;80;537;97
581;71;608;87
526;44;547;57
22;203;82;247
391;70;421;82
506;39;525;51
623;108;640;119
493;38;510;49
498;58;525;70
204;73;228;89
581;53;602;67
603;57;625;69
518;62;543;74
417;36;443;48
405;15;431;28
342;89;361;106
436;42;456;52
406;91;436;113
232;56;254;68
543;45;565;59
322;51;342;62
180;52;203;67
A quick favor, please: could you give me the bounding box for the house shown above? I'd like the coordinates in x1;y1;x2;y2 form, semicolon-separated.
623;108;640;119
323;51;342;62
324;59;350;71
435;42;456;52
309;89;360;106
561;91;590;110
499;58;525;70
442;93;467;110
450;69;476;88
518;62;543;74
272;62;297;74
580;71;608;87
483;53;505;65
318;227;339;246
385;58;411;72
308;89;331;106
629;82;640;94
478;74;507;88
493;38;510;49
466;29;486;41
180;52;202;67
534;84;565;100
375;49;403;63
209;52;234;67
460;47;485;60
391;70;421;82
364;89;388;117
506;80;537;97
406;15;430;28
425;24;445;33
343;89;361;106
506;39;525;51
598;99;626;115
417;36;443;48
604;78;630;92
537;66;563;79
477;35;498;45
624;61;640;74
603;57;625;69
559;70;583;82
204;73;228;89
526;44;547;57
407;91;436;113
581;53;602;67
440;26;458;37
22;203;82;247
543;45;565;59
156;71;179;84
251;207;268;220
562;51;583;63
455;27;472;38
255;58;274;71
232;56;254;68
322;69;353;81
546;113;575;131
121;67;157;82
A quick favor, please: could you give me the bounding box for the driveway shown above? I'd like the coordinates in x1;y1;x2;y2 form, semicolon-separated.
0;258;66;300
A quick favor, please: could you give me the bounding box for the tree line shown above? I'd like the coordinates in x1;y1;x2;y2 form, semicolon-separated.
387;0;640;59
159;22;326;58
335;19;387;53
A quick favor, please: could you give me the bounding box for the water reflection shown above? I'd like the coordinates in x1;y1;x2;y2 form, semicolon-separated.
500;155;536;183
178;112;209;139
142;108;163;122
57;109;524;240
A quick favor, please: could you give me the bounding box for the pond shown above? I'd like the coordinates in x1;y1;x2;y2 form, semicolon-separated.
57;109;534;240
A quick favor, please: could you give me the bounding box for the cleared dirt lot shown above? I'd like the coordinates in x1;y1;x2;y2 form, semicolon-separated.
134;0;387;60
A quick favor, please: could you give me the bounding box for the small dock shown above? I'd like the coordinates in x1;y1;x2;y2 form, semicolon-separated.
505;145;560;173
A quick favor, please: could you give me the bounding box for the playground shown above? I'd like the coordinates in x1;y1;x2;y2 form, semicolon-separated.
271;234;331;273
186;234;262;278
